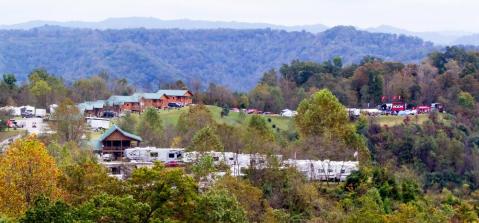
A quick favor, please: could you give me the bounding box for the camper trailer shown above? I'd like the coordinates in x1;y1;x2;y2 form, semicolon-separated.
285;159;359;181
124;147;184;163
35;109;47;118
86;117;110;130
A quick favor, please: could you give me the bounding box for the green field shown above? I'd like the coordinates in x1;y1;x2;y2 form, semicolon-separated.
112;105;294;132
369;114;433;127
155;105;294;131
101;106;440;143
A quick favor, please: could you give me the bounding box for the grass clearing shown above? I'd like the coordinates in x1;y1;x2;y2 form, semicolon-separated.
370;114;433;127
113;105;295;132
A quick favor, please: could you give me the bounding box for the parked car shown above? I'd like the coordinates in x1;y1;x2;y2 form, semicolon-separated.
168;102;183;108
102;111;116;118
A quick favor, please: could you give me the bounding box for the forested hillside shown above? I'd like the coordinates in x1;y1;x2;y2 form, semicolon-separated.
0;26;436;90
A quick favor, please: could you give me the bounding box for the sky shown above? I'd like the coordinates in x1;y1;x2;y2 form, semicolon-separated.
0;0;478;32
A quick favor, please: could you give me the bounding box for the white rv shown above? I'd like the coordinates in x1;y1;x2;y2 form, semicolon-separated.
124;147;184;163
284;159;359;181
35;109;47;118
86;117;110;130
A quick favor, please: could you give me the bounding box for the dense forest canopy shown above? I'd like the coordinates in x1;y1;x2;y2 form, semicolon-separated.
0;26;440;91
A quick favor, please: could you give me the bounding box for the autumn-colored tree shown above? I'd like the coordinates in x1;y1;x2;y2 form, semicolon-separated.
28;69;67;108
71;75;111;102
0;136;62;217
52;98;85;143
243;115;275;155
215;176;267;222
295;89;368;161
137;108;164;147
188;126;224;153
193;189;247;223
59;161;123;205
295;89;349;138
177;104;214;146
128;163;198;222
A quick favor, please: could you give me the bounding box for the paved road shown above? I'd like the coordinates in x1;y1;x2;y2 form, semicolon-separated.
14;117;48;134
0;134;22;152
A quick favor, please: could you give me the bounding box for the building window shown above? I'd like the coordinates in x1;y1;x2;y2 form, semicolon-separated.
111;167;121;175
168;153;175;158
151;152;158;158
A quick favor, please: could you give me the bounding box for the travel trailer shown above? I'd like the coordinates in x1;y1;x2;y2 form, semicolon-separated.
124;147;184;163
284;159;359;181
86;117;110;130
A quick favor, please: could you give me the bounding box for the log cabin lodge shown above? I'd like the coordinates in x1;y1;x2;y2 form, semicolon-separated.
92;125;142;160
78;89;193;116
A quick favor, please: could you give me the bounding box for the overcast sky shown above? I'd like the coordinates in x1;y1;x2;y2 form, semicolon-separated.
1;0;478;32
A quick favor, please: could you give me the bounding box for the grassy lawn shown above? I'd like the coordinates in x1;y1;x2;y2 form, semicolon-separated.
115;105;295;132
0;129;26;142
370;114;431;127
113;105;443;134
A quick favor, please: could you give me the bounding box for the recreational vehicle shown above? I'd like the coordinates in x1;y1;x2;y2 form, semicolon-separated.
124;147;184;163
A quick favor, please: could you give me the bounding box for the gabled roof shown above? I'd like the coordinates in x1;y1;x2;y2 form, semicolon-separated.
106;95;140;106
98;125;142;142
133;92;165;100
156;89;191;97
77;100;106;111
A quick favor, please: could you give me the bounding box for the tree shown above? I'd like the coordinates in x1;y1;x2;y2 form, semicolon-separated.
177;105;214;145
127;163;198;222
243;115;276;157
117;112;139;134
59;161;122;205
112;78;134;96
137;108;164;147
260;69;279;86
76;194;150;223
188;126;224;153
191;155;217;180
2;74;17;90
295;89;367;161
193;189;248;223
29;79;51;108
0;136;62;217
71;75;111;102
28;69;67;108
215;176;267;222
458;91;475;109
20;196;75;223
295;89;349;138
52;98;85;143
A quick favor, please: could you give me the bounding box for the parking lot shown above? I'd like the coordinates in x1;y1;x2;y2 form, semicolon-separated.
12;118;48;134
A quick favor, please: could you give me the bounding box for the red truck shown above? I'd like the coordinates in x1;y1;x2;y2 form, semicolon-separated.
391;102;405;112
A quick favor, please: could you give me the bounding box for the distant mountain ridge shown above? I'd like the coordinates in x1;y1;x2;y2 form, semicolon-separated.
365;25;473;45
1;17;478;45
0;26;439;91
0;17;329;33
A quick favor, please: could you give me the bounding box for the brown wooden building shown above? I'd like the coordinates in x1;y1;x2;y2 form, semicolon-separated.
98;125;142;160
79;89;194;116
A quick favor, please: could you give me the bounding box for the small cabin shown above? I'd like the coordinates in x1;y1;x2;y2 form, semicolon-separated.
98;125;142;160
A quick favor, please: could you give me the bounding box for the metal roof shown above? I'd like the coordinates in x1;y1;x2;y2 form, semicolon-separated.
156;90;190;97
97;124;142;142
106;95;140;106
77;100;106;111
133;92;165;100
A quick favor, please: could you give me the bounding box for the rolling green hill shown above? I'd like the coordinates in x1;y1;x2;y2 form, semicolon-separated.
0;26;437;91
